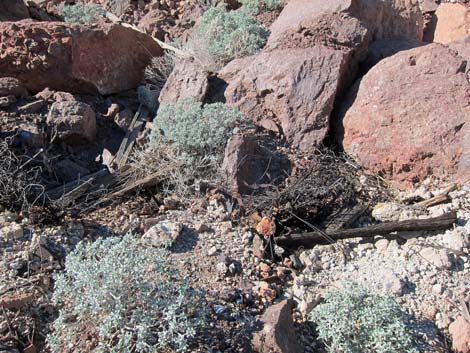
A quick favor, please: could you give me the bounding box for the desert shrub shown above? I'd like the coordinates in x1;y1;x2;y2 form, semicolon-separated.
150;97;245;155
144;51;176;90
188;5;269;71
48;235;204;352
58;2;106;23
239;0;282;15
309;283;418;353
129;143;218;199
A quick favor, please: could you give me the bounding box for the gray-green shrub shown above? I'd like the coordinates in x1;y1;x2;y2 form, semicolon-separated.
239;0;282;15
150;97;245;155
188;5;269;71
309;283;418;353
48;235;204;352
58;2;106;23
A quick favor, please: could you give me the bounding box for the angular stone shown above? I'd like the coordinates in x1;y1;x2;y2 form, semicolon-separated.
159;58;208;105
443;228;470;252
419;247;452;269
220;47;353;150
222;135;290;195
434;4;470;45
47;97;97;144
252;299;302;353
114;108;134;131
142;221;183;248
420;0;438;13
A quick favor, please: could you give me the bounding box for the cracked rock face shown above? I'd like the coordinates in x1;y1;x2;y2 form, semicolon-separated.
220;46;355;151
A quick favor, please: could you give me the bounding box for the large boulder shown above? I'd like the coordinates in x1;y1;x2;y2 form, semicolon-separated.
433;3;470;45
158;58;208;105
220;46;358;150
341;43;470;188
0;0;30;21
267;0;423;49
0;21;162;95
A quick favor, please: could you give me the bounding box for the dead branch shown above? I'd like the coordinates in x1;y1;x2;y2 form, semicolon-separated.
275;211;457;249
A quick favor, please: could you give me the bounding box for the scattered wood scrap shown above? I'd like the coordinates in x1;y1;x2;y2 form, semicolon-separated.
113;105;149;169
416;184;457;208
276;211;457;249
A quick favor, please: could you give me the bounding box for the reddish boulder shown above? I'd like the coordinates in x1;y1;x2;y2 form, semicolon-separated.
341;43;470;188
0;21;162;95
159;58;208;105
450;316;470;353
220;46;355;150
252;299;302;353
433;4;470;45
267;0;423;49
0;0;30;21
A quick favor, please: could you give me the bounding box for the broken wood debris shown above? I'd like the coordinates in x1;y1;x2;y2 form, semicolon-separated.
416;184;457;208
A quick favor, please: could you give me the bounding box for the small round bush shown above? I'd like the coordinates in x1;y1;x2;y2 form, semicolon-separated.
309;283;418;353
189;5;269;69
48;235;204;352
150;97;245;154
58;2;106;23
